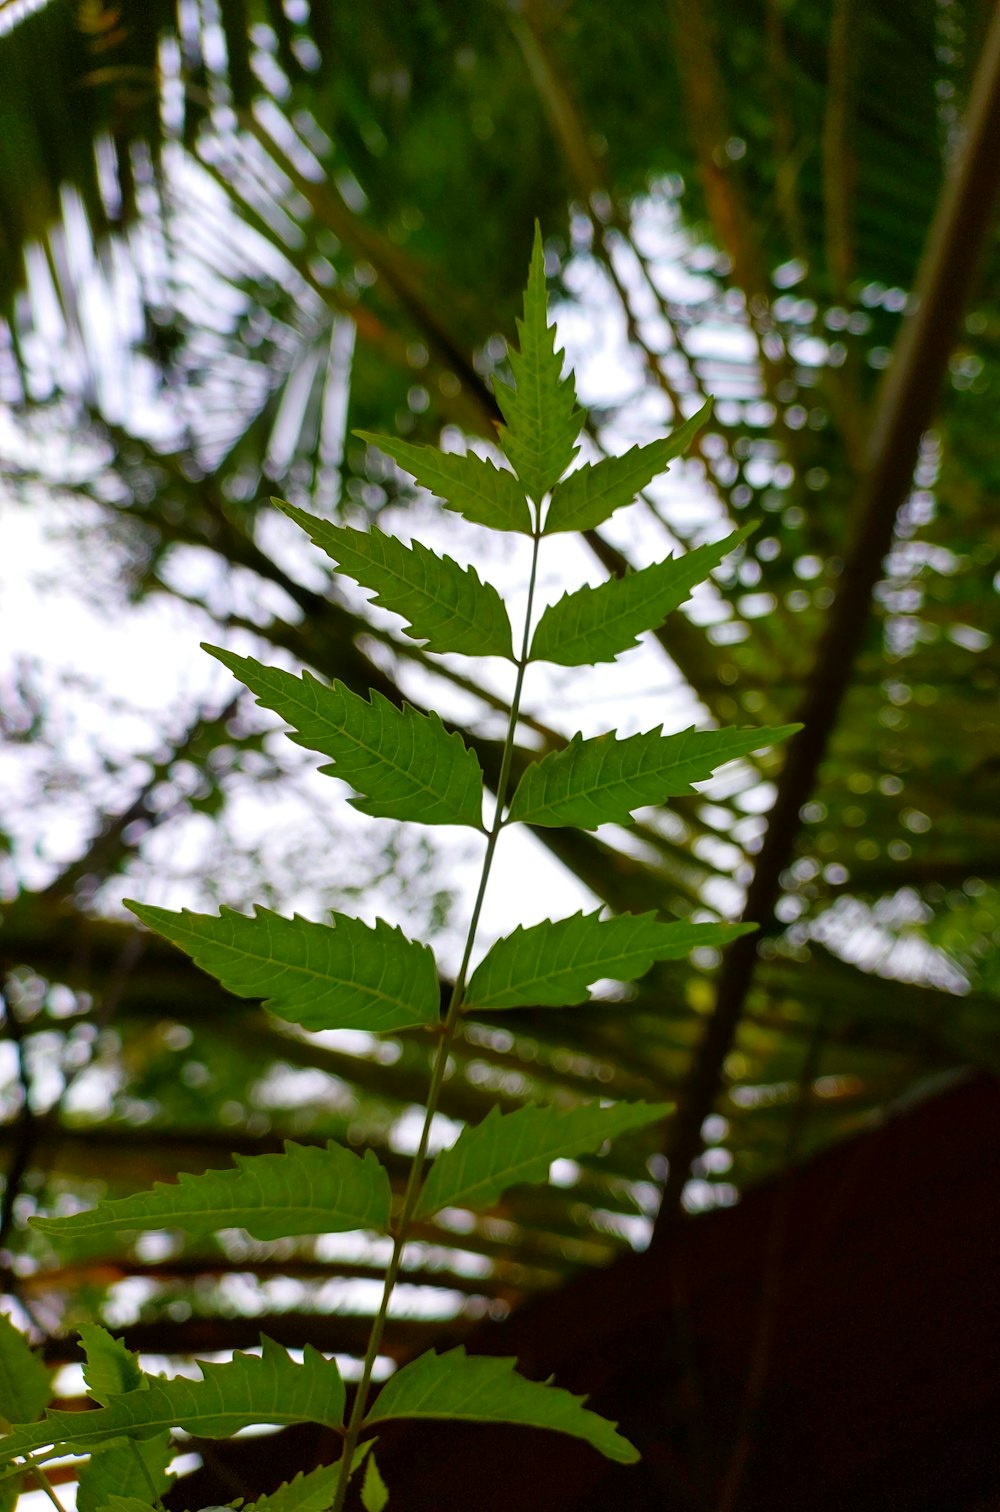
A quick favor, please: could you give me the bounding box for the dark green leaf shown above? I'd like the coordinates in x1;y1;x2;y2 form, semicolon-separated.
0;1338;346;1462
277;504;513;659
124;901;440;1034
464;909;754;1011
207;648;485;829
244;1441;374;1512
0;1316;50;1430
245;1464;341;1512
492;224;584;502
414;1099;671;1219
76;1329;172;1512
355;434;532;534
365;1347;637;1464
79;1433;173;1512
507;725;800;829
78;1326;144;1402
93;1500;157;1512
32;1141;392;1243
530;526;753;666
544;402;712;535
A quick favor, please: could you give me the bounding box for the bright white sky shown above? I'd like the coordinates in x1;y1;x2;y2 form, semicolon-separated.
0;192;760;982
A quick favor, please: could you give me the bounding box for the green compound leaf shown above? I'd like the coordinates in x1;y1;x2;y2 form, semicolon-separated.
530;525;754;666
0;1315;50;1430
508;724;801;829
365;1347;638;1465
360;1453;389;1512
124;901;440;1035
355;434;531;535
207;648;485;830
32;1141;392;1244
464;910;755;1012
492;224;584;503
278;504;513;660
414;1099;671;1220
0;1338;346;1463
76;1328;172;1512
544;401;712;535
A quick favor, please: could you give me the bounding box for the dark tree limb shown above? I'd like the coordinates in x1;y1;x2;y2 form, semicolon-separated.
655;0;1000;1233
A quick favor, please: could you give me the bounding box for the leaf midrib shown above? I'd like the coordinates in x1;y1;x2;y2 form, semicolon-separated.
172;921;419;1012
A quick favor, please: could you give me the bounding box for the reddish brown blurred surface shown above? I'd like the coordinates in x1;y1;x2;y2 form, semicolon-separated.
170;1072;1000;1511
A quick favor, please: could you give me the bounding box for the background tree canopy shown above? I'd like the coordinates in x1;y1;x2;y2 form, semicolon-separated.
1;0;999;1503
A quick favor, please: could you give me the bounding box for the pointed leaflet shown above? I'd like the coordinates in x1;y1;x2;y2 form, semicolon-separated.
278;503;513;659
531;525;754;666
492;225;583;502
0;1338;346;1462
365;1347;637;1464
33;1141;392;1244
361;1454;389;1512
124;901;440;1035
414;1100;670;1220
207;648;484;829
245;1462;346;1512
508;724;801;829
355;434;532;535
544;401;712;535
76;1328;172;1512
244;1443;374;1512
78;1325;145;1401
464;910;755;1012
79;1420;173;1512
94;1501;156;1512
0;1315;50;1429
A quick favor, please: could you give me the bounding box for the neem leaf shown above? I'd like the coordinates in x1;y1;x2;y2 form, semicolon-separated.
0;1338;346;1463
78;1326;145;1402
544;401;712;535
76;1329;173;1512
355;435;532;535
245;1464;341;1512
0;1315;50;1430
414;1099;670;1220
360;1454;389;1512
530;526;754;666
79;1434;173;1512
365;1347;637;1464
492;224;584;502
207;648;485;829
93;1500;158;1512
124;901;440;1035
464;909;754;1011
244;1440;374;1512
278;504;513;659
507;724;801;829
32;1141;391;1244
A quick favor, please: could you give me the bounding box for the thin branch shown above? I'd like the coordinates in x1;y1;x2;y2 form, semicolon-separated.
655;1;1000;1233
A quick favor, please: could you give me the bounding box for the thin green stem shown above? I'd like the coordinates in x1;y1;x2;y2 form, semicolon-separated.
31;1465;68;1512
329;518;544;1512
129;1438;167;1511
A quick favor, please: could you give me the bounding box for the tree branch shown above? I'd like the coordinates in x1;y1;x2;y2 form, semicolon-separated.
655;0;1000;1232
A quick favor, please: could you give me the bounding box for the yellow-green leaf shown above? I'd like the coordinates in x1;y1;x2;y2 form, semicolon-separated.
124;901;441;1035
414;1099;671;1219
365;1347;637;1464
32;1141;392;1244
